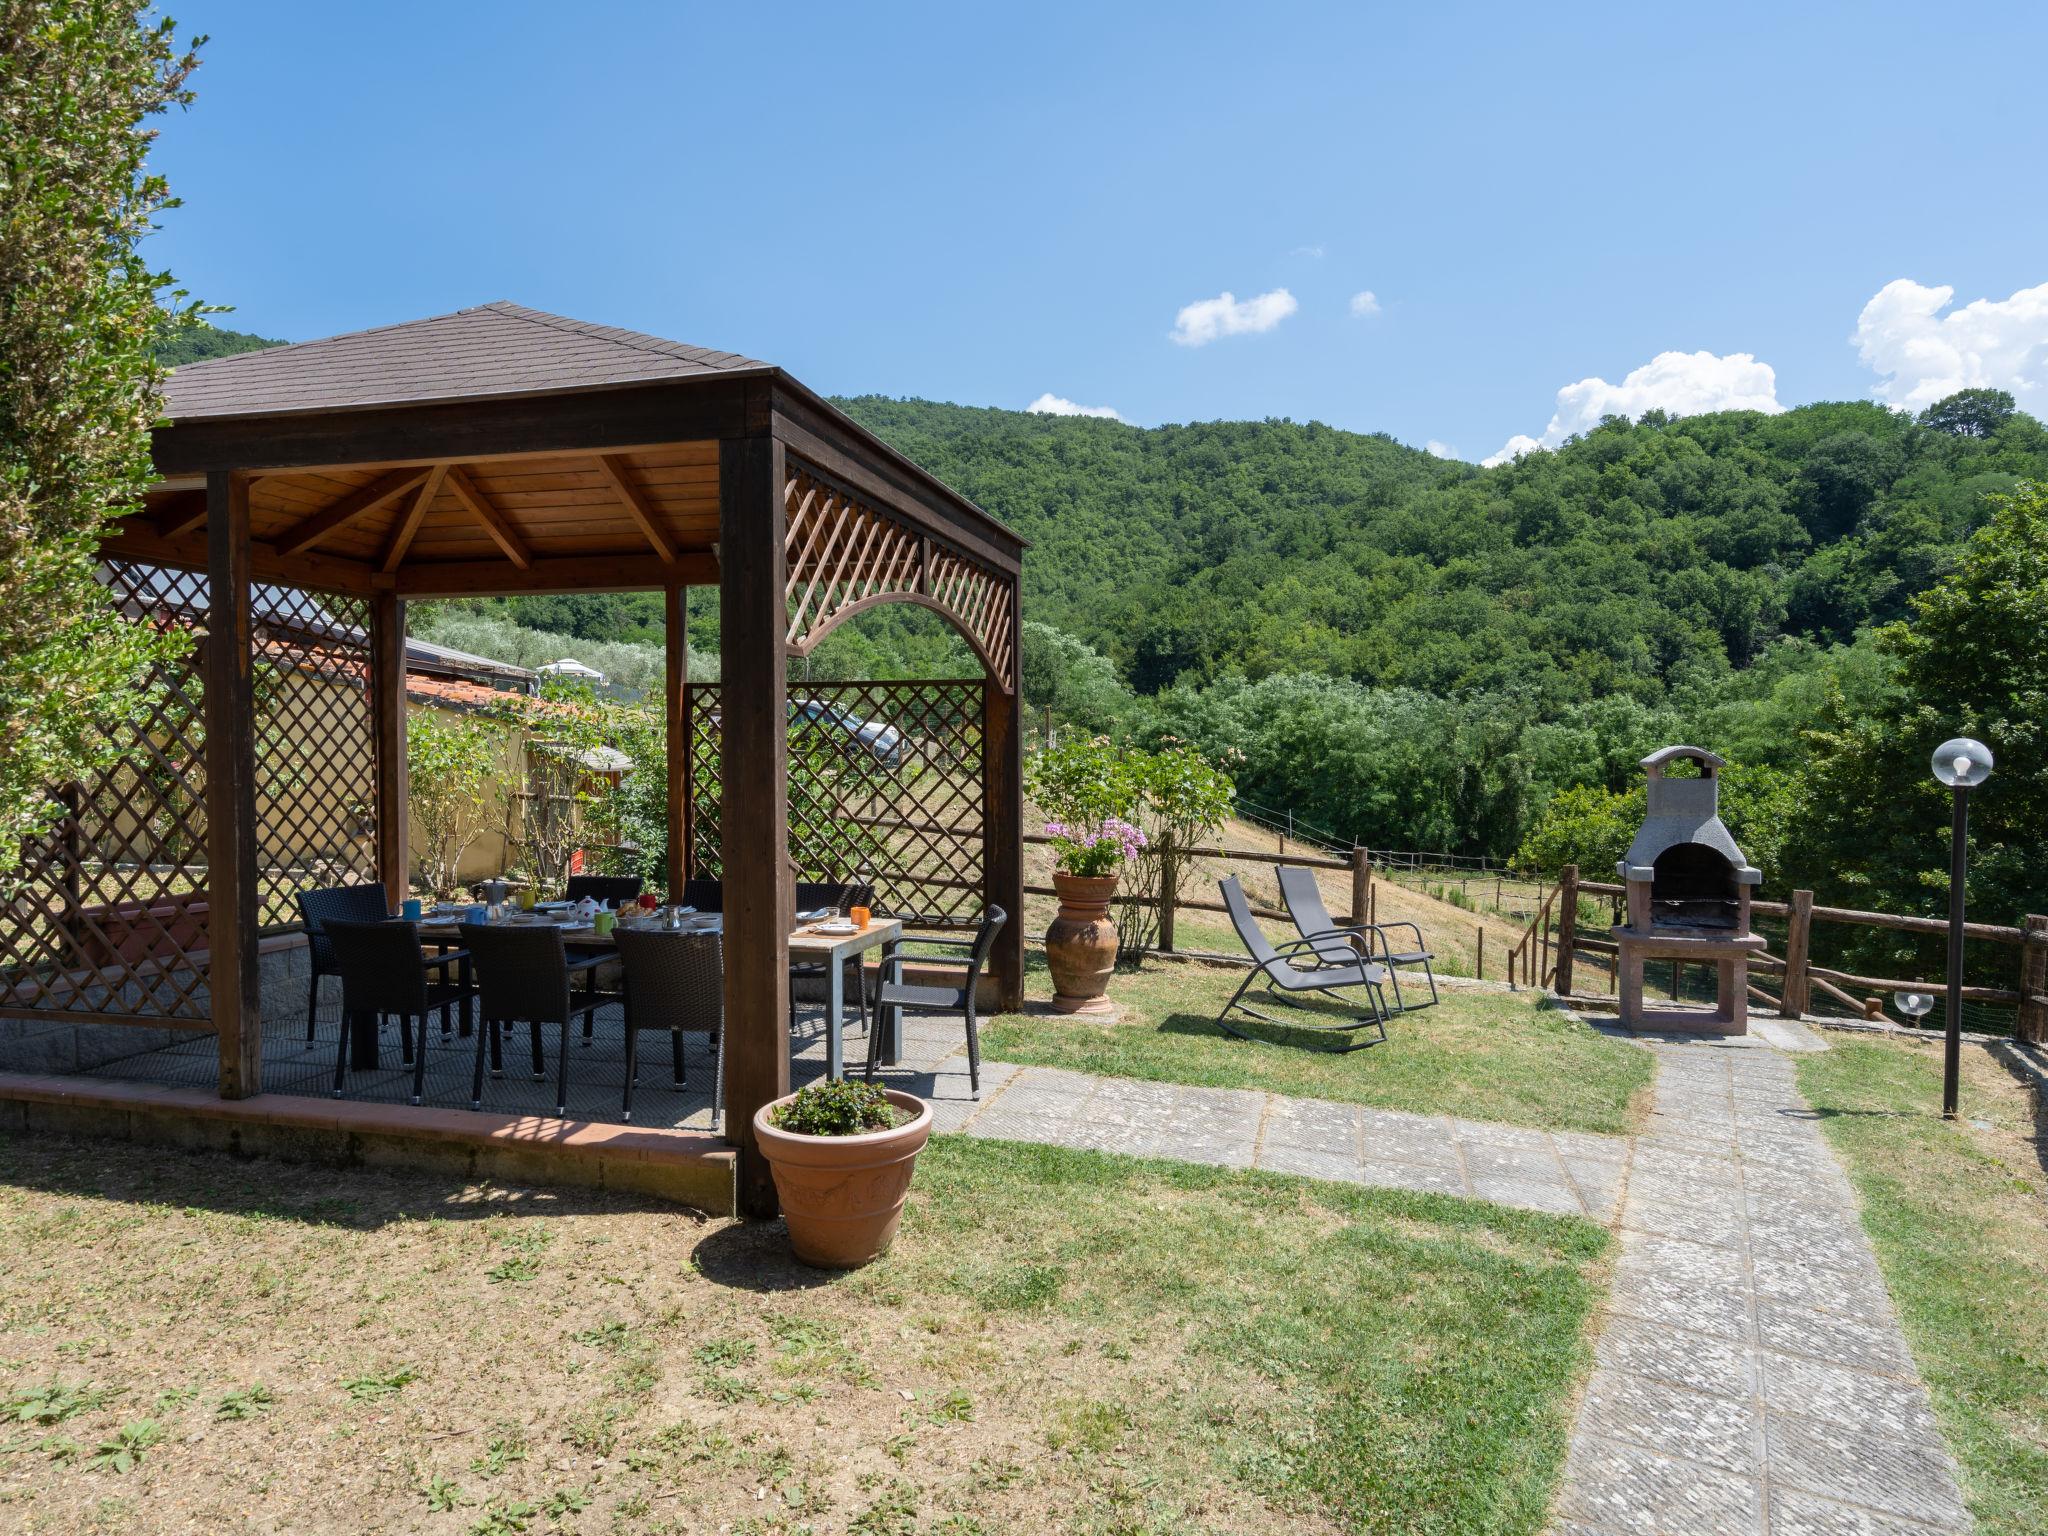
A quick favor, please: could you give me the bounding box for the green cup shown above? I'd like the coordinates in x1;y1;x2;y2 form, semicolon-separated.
592;910;616;936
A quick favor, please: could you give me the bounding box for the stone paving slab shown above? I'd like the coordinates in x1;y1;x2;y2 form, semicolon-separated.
1547;1027;1972;1535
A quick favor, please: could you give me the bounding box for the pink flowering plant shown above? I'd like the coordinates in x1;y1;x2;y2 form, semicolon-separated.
1026;735;1147;879
1042;814;1147;879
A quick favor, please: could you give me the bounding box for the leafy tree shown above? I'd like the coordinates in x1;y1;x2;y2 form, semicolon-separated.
406;711;507;895
1789;483;2048;945
1918;387;2016;439
0;3;202;869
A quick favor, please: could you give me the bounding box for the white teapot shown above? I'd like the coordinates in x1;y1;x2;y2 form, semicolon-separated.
574;895;600;921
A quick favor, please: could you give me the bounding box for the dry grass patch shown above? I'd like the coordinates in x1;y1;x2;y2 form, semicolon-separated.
0;1132;1606;1534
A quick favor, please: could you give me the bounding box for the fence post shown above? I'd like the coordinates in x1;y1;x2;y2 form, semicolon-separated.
1555;863;1578;998
1476;923;1485;980
1158;842;1179;955
1782;889;1814;1020
1349;846;1370;927
2019;914;2048;1044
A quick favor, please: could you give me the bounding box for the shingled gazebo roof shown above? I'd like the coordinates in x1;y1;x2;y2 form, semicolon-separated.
163;301;772;420
123;303;1020;607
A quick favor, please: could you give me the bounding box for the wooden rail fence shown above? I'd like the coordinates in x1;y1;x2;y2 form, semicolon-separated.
1507;863;2048;1042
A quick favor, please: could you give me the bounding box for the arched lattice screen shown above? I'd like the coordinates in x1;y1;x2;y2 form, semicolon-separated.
782;462;1015;687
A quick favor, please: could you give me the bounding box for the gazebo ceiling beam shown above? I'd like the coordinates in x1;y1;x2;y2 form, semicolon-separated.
274;466;431;557
444;464;531;569
379;462;448;573
390;551;714;599
150;489;208;540
592;453;677;564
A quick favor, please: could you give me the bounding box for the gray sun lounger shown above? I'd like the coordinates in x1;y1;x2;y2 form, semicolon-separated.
1216;876;1389;1050
1275;864;1439;1013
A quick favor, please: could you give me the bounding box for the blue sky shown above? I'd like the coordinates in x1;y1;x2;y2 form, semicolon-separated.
149;1;2048;462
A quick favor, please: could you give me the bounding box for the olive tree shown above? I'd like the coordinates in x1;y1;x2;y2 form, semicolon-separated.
0;3;203;868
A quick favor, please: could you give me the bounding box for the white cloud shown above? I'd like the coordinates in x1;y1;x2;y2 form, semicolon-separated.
1025;392;1120;421
1169;288;1298;347
1290;244;1326;259
1481;434;1545;468
1483;349;1782;467
1425;440;1461;460
1348;290;1380;319
1853;278;2048;414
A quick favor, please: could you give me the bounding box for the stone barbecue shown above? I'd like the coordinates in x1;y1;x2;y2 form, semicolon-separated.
1611;745;1767;1033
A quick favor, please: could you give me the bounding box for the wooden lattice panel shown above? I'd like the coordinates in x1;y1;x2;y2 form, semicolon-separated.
685;681;987;925
783;463;1015;686
1;563;212;1020
251;586;380;929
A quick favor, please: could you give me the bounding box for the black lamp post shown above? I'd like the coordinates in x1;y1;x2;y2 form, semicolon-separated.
1930;736;1993;1119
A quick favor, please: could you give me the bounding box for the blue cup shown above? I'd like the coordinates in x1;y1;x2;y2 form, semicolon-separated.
401;898;422;921
466;904;488;924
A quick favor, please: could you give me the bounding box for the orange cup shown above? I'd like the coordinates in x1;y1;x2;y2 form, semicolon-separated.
849;905;872;929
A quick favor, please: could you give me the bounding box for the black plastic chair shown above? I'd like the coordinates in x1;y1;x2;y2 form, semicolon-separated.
296;884;392;1042
1217;876;1390;1050
1275;865;1438;1012
790;879;875;1038
563;875;643;907
610;927;723;1124
322;919;469;1105
864;906;1006;1096
681;878;723;913
460;923;608;1118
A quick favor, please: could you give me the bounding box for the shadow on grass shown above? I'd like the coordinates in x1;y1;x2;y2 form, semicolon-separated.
1156;1008;1384;1054
0;1129;696;1231
690;1220;844;1293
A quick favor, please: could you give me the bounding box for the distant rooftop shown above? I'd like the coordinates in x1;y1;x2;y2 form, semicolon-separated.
161;301;771;421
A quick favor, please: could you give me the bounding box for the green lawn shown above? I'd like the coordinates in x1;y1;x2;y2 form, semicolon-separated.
984;954;1654;1136
0;1130;1608;1535
1798;1037;2048;1536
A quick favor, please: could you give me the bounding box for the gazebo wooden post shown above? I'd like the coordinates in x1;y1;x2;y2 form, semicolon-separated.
718;435;792;1217
371;590;409;910
664;582;689;897
203;470;263;1098
984;598;1024;1010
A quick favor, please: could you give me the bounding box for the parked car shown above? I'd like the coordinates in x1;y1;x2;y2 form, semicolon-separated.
790;697;905;769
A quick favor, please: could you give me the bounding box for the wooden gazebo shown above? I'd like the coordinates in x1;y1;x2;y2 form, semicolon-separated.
9;302;1024;1216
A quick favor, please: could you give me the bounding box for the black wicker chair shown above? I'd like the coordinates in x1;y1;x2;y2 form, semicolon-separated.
321;919;469;1106
296;884;392;1042
790;880;875;1038
610;927;723;1124
460;923;608;1118
681;878;723;913
864;906;1006;1096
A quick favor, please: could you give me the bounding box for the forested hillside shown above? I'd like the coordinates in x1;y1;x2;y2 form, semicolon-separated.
835;392;2047;706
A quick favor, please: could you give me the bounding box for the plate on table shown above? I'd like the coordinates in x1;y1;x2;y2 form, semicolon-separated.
812;920;860;936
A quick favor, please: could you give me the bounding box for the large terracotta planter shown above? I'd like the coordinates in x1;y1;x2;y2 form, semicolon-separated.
752;1089;932;1269
1046;871;1119;1015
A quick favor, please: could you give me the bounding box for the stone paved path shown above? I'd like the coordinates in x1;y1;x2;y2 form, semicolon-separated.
1549;1032;1972;1536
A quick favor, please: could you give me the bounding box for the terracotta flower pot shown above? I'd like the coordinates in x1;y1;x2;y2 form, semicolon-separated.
752;1089;932;1269
1046;871;1120;1015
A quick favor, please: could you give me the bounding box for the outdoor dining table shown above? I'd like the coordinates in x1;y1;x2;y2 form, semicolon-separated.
406;908;906;1082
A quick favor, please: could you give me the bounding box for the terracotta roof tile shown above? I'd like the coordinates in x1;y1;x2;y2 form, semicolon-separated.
163;301;771;421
